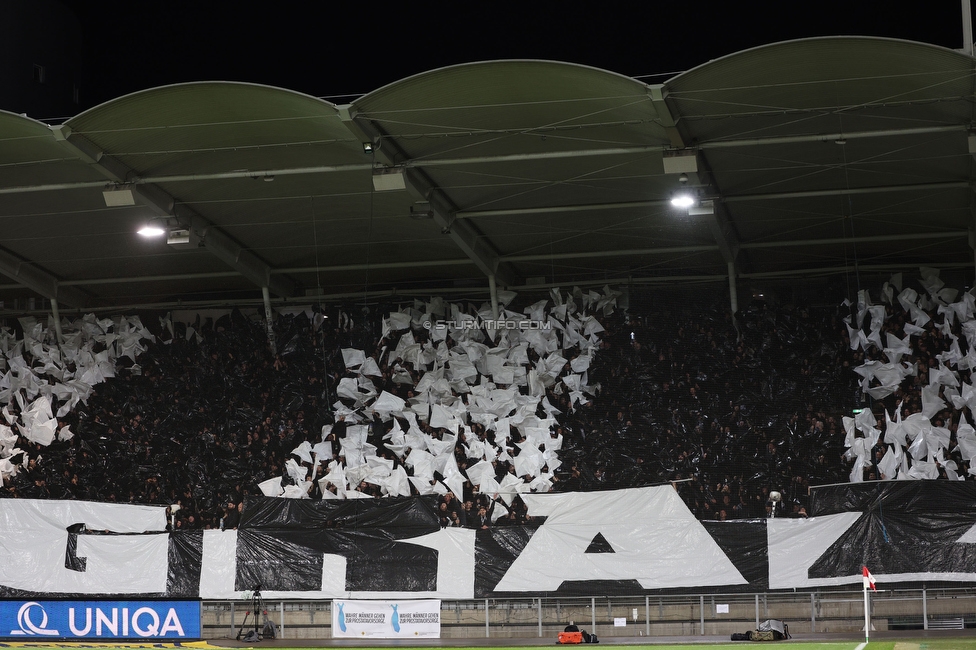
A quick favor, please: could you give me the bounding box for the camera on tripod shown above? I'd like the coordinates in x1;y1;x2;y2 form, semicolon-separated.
237;583;276;642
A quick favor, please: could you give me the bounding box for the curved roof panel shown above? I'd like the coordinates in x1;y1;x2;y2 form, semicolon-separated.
65;82;360;176
355;60;668;162
0;110;105;188
666;37;975;143
1;40;975;311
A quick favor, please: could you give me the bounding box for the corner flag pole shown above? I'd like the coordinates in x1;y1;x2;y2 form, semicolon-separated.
863;578;870;643
861;566;876;643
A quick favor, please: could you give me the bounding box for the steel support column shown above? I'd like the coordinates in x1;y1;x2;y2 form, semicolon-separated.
489;274;499;319
50;298;63;346
262;287;277;355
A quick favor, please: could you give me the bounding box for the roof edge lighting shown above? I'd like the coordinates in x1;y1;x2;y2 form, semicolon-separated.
670;193;696;209
137;224;166;237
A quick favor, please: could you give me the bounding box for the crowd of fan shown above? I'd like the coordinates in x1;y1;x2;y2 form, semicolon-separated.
552;297;851;519
0;289;865;526
840;272;976;482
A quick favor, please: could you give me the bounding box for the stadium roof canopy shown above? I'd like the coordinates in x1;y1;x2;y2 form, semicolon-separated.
1;36;975;312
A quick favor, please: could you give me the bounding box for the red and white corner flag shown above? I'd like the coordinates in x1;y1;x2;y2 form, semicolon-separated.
862;566;877;591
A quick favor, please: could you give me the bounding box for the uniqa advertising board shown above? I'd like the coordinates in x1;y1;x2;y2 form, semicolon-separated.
0;600;201;639
332;599;441;638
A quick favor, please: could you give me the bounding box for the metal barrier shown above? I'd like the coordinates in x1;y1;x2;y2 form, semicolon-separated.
201;587;976;640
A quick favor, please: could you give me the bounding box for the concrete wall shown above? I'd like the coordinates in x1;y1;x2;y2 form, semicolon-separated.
200;590;976;640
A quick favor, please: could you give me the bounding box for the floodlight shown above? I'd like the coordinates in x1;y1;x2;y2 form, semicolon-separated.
137;222;165;237
670;193;696;209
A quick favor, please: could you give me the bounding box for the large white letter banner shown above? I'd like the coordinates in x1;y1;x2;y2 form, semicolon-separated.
332;599;440;638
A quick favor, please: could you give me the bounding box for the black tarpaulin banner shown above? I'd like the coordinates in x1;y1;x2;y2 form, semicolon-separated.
240;494;441;530
701;519;769;591
810;480;976;516
235;528;439;593
167;530;203;597
473;527;538;597
11;485;976;599
235;495;442;593
807;480;976;579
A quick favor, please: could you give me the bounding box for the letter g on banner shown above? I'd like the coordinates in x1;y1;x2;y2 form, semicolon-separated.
11;602;60;636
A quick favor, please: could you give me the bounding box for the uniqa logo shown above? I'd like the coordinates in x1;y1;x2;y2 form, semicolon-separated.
67;607;186;637
10;602;59;636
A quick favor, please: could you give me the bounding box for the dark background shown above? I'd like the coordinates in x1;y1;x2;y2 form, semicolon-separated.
59;1;968;107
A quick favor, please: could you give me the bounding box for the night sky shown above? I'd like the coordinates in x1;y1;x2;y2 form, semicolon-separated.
60;1;968;109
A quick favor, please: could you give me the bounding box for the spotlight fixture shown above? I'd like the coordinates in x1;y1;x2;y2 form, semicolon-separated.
137;221;165;237
363;142;374;153
670;171;697;209
670;192;696;209
137;216;184;240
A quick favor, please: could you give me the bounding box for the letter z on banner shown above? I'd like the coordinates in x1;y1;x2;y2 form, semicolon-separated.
332;599;440;638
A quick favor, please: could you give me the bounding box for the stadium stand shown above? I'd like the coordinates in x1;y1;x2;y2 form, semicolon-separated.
0;284;848;525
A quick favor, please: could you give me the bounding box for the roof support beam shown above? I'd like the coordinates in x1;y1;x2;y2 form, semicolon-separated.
504;244;719;263
456;182;971;219
742;231;967;250
648;85;686;148
189;214;295;296
646;89;742;278
738;261;974;280
700;124;966;150
274;258;473;275
338;106;512;285
458;199;670;219
9;262;976;315
0;124;965;199
0;258;476;291
728;261;739;314
0;246;89;307
724;181;971;203
646;77;742;313
407;146;661;168
676;144;742;270
50;298;64;344
691;195;741;315
5;231;957;294
692;199;740;264
49;125;296;298
501;230;970;262
402;167;509;282
338;105;399;167
661;145;743;286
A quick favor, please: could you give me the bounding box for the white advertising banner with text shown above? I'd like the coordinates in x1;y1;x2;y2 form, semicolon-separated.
331;599;440;638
